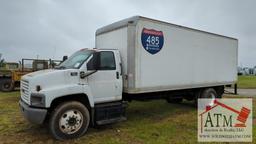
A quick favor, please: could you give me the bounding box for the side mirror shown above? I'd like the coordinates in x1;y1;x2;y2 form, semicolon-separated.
62;56;68;62
80;71;86;79
80;70;96;79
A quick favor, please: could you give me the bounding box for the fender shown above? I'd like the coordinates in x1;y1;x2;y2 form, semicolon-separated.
41;84;94;108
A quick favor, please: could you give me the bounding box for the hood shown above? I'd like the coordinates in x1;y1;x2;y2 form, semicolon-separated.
21;69;80;93
25;69;56;77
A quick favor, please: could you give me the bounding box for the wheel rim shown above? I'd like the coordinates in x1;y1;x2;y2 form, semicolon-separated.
59;109;84;134
209;92;216;99
208;92;216;106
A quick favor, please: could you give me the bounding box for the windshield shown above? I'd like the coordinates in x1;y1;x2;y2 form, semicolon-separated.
57;50;94;69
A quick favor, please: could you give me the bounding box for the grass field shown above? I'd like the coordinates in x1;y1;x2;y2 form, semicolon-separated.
0;91;255;144
237;76;256;89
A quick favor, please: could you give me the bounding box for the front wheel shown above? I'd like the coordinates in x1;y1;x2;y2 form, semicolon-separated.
49;101;90;140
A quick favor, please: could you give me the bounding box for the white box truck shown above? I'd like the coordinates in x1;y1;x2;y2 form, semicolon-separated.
19;16;238;140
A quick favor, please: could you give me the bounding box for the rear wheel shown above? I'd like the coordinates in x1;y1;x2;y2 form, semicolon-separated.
0;78;14;92
200;88;217;99
194;88;217;107
49;101;90;140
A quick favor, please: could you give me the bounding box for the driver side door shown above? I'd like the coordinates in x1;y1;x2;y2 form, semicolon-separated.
87;51;122;103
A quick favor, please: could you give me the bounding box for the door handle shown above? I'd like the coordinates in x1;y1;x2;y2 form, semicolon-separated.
116;71;119;79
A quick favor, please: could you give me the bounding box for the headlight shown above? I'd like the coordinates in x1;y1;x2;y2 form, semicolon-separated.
30;93;45;107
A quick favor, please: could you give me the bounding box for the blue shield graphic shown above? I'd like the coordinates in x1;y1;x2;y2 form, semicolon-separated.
141;28;164;55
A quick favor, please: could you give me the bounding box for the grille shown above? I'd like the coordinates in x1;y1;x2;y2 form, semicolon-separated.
21;80;30;104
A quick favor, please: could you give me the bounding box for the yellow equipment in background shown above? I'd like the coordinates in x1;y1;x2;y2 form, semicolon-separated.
0;59;62;92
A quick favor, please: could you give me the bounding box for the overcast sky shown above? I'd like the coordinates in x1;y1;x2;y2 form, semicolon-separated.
0;0;255;67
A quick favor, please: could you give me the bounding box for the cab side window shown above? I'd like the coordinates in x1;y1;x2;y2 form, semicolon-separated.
99;51;116;70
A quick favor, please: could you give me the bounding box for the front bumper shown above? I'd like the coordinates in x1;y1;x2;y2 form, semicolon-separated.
19;100;47;124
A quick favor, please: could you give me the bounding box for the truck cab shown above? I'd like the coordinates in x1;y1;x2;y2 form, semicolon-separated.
19;48;126;140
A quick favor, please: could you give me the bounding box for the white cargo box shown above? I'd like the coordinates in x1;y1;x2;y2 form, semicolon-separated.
96;16;238;94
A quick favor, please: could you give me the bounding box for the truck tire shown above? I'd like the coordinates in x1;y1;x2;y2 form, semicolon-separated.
194;88;217;107
0;78;14;92
166;98;183;103
49;101;90;140
200;88;217;99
